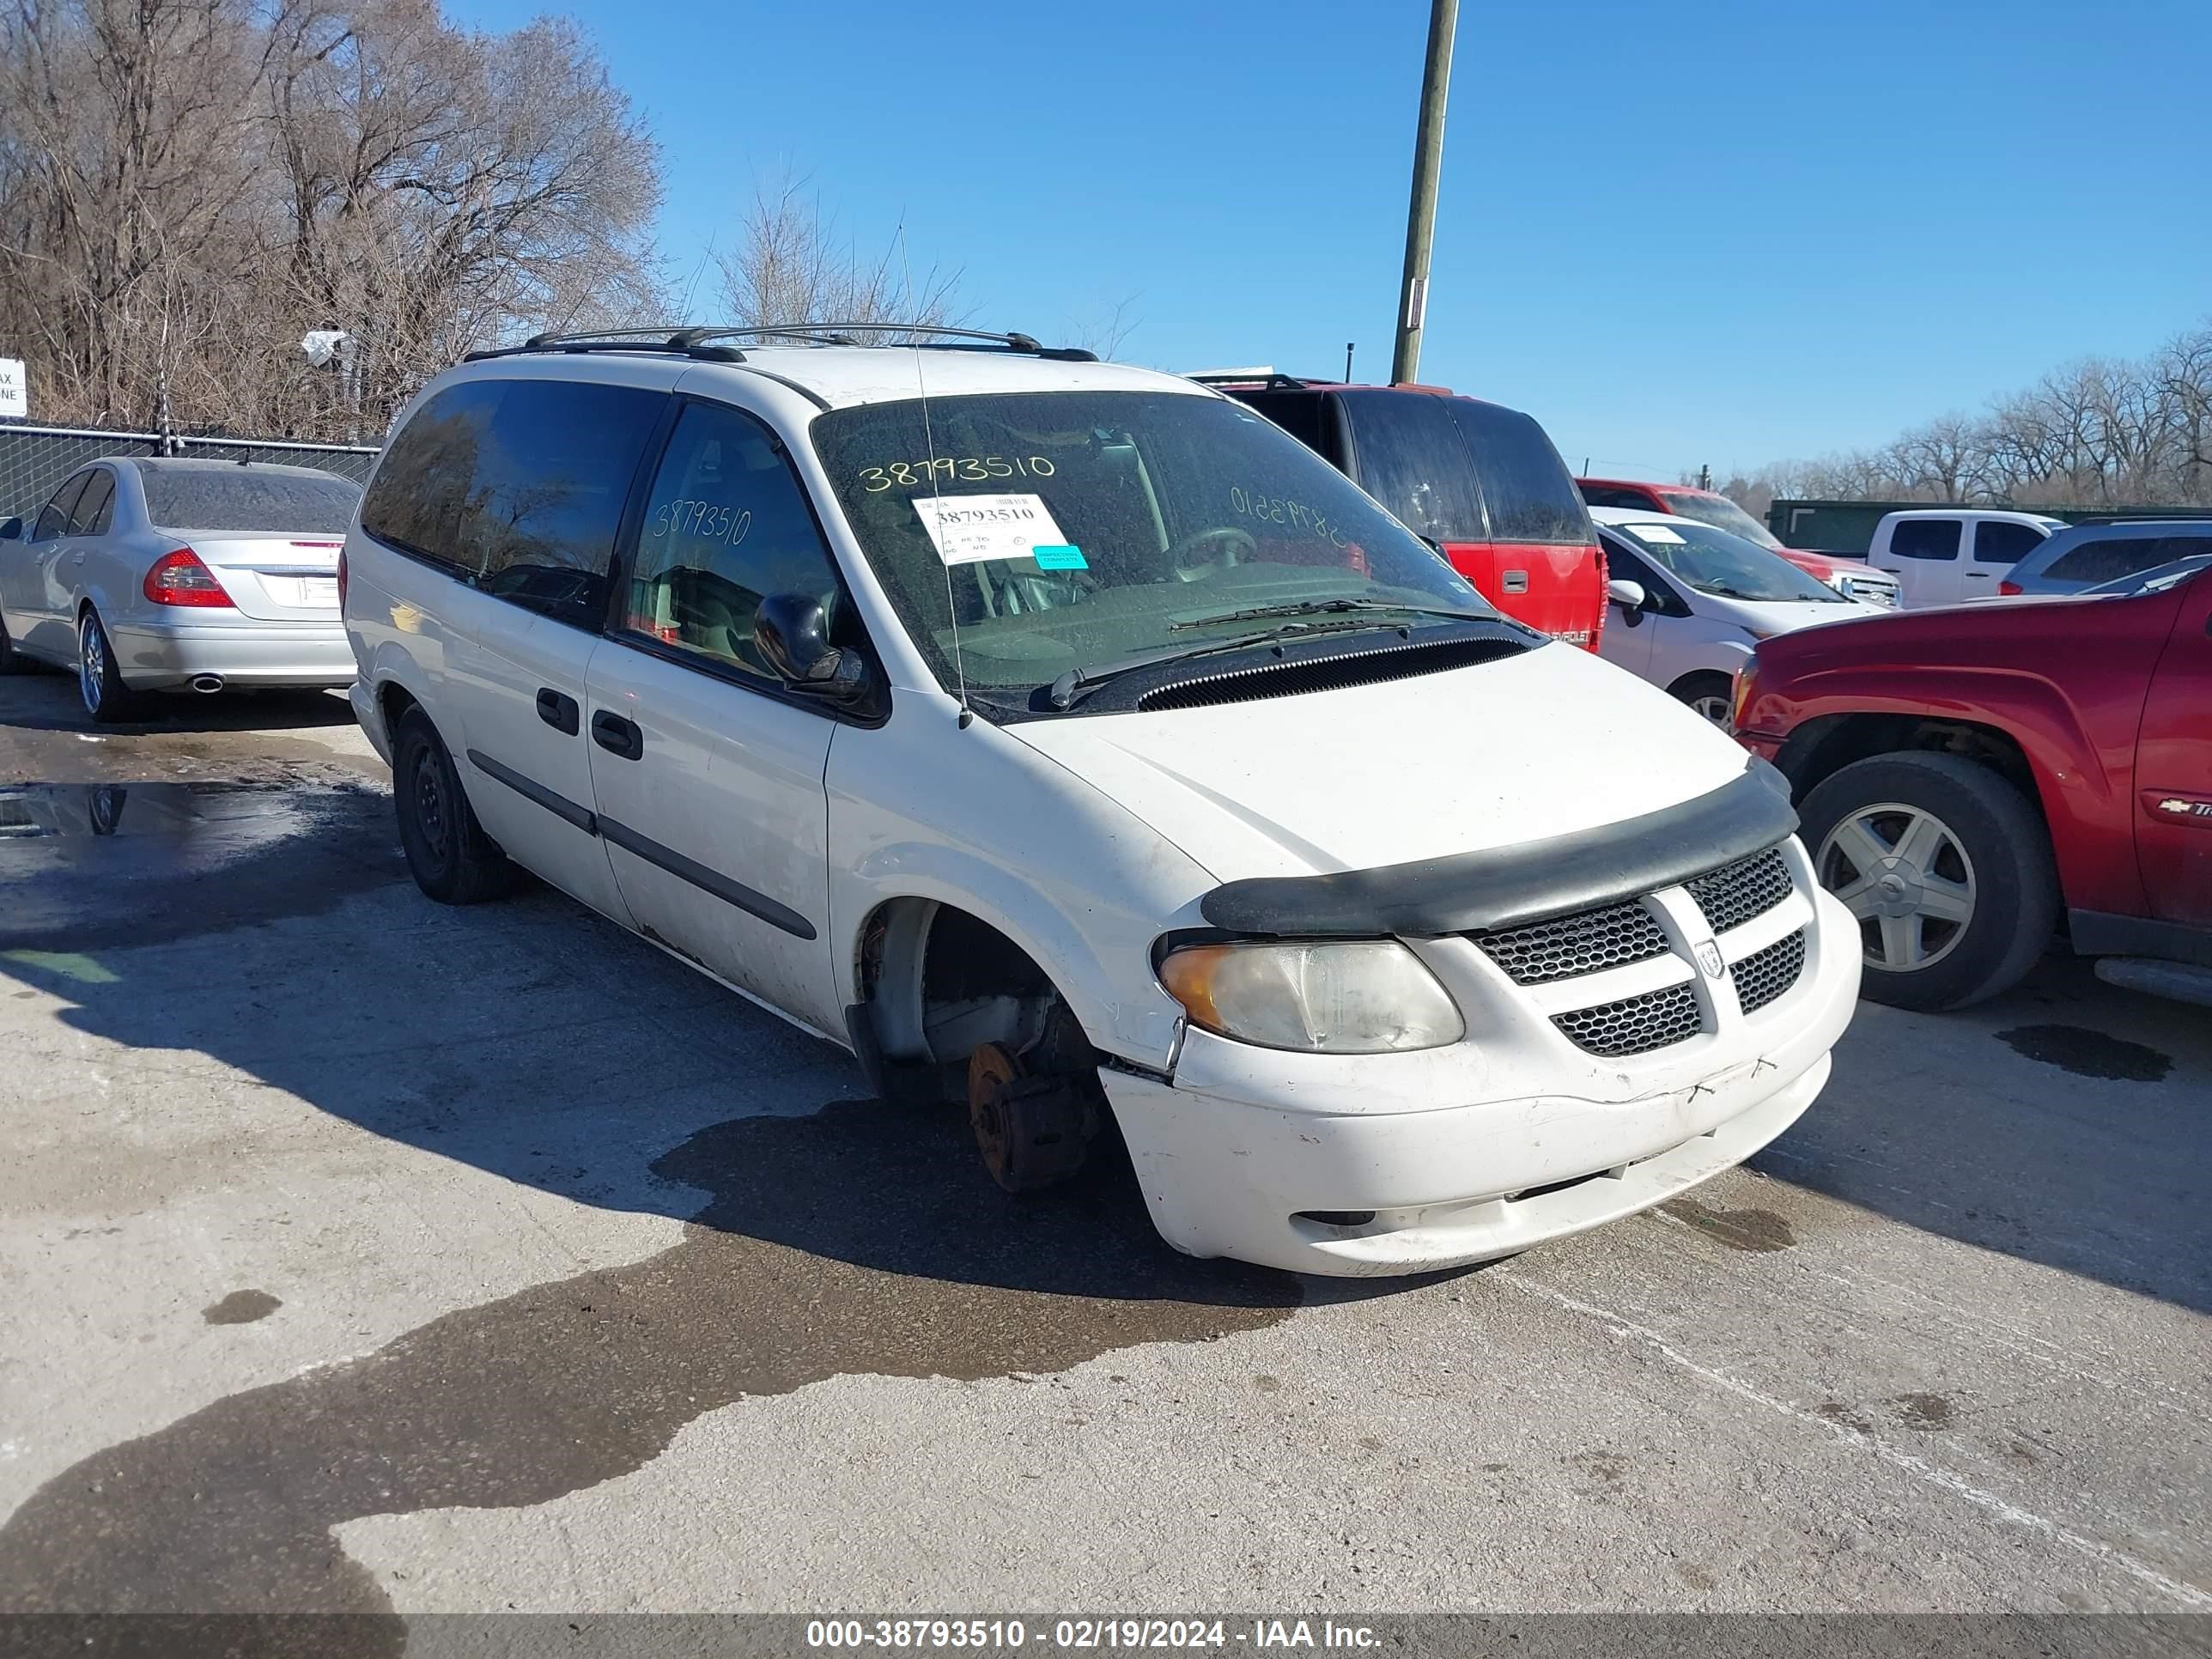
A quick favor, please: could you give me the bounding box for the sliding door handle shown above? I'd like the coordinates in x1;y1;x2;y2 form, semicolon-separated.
535;687;580;734
591;708;643;760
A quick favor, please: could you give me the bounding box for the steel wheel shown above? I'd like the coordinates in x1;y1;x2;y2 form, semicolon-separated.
409;744;452;869
1815;800;1978;972
77;614;105;715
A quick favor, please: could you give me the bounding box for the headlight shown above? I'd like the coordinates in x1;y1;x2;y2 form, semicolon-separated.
1158;939;1464;1054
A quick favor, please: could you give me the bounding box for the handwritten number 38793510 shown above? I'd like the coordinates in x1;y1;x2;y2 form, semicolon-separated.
654;499;753;547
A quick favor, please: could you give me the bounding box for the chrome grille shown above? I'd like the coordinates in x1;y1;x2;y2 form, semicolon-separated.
1471;899;1671;986
1732;928;1807;1015
1686;846;1794;935
1553;983;1703;1058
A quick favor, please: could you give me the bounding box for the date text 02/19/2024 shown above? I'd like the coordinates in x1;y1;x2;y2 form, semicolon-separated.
804;1620;1381;1651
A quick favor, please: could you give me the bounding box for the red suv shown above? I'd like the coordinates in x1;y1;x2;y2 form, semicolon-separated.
1205;376;1607;650
1734;558;2211;1009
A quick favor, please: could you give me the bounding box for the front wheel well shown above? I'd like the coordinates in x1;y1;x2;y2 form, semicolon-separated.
1781;714;2044;815
851;898;1080;1101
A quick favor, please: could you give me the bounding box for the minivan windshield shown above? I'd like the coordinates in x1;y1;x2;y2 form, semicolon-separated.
1612;519;1847;604
813;391;1499;703
1657;489;1786;550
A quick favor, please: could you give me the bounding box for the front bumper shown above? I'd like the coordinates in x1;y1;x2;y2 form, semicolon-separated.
109;619;354;690
1102;879;1860;1277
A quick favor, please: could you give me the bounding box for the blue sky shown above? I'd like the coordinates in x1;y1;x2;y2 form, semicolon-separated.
459;0;2209;480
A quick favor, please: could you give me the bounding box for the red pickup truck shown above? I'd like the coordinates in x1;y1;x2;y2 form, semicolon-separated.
1734;557;2210;1009
1201;375;1607;650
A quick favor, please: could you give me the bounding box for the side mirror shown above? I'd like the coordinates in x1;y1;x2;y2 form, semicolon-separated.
754;592;869;703
1607;579;1647;610
0;517;21;541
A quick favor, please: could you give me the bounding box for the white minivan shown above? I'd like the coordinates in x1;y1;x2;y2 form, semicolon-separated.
1591;508;1887;723
341;327;1860;1277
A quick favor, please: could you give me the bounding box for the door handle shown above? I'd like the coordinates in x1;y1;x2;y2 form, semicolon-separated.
535;687;580;735
592;708;643;760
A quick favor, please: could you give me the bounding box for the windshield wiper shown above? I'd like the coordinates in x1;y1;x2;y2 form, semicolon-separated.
1044;615;1427;711
1166;598;1490;632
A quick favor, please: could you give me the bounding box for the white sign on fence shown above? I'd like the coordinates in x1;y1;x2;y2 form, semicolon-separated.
0;359;25;421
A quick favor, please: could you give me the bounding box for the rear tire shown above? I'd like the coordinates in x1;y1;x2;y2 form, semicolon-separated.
76;607;141;723
1799;751;2058;1011
392;709;524;904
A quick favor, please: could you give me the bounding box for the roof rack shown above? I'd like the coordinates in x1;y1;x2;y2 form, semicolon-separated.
464;323;1097;366
1184;370;1328;391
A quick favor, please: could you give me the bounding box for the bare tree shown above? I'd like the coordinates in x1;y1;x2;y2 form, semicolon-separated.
1060;293;1141;361
1736;319;2212;509
714;173;959;341
0;0;663;441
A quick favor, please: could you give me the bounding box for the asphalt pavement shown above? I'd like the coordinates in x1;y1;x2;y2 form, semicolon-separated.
0;667;2207;1631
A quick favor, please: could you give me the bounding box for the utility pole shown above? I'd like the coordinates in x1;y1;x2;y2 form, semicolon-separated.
1392;0;1459;386
1345;342;1355;382
1698;463;1712;491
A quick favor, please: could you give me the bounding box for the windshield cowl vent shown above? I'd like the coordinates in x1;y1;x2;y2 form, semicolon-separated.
1134;635;1528;714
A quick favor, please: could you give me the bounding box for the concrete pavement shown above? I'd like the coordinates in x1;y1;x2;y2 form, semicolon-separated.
0;669;2206;1628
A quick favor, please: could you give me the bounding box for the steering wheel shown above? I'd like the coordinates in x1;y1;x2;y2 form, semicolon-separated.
1168;525;1256;582
976;562;1100;618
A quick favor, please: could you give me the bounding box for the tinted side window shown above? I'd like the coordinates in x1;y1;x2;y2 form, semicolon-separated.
2045;536;2173;586
1599;537;1680;613
1444;400;1590;544
1232;391;1331;462
623;400;842;682
1338;391;1484;542
362;378;666;628
32;473;90;542
1972;520;2046;564
1887;520;1960;561
361;381;504;568
68;471;114;535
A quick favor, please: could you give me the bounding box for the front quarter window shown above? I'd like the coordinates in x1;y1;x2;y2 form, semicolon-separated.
811;390;1497;708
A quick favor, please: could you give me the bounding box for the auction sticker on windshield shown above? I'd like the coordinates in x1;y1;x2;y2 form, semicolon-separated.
911;493;1071;566
1632;524;1686;543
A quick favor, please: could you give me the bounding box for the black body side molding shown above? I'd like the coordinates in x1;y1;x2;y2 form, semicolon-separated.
1198;764;1799;939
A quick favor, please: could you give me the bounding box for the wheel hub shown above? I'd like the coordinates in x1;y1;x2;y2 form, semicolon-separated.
967;1041;1098;1194
1815;800;1978;973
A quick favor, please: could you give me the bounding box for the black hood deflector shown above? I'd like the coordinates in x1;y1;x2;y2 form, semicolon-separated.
1197;762;1799;939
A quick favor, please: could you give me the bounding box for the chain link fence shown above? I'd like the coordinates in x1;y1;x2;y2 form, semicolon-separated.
0;425;381;523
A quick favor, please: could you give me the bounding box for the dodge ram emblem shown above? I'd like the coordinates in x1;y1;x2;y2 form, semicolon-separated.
1695;940;1727;978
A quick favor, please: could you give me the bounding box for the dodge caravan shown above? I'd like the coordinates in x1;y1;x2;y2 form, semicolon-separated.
343;326;1860;1276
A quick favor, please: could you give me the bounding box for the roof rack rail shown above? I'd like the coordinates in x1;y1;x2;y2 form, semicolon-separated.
1184;370;1326;391
466;323;1098;365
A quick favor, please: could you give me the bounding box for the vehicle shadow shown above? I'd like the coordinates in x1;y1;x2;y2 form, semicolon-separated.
0;669;356;734
1751;953;2212;1316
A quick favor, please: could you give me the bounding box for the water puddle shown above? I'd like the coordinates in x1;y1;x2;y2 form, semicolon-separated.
0;1100;1299;1639
0;776;400;952
0;780;293;839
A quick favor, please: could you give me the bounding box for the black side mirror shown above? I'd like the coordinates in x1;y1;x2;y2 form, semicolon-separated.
755;592;870;703
0;517;21;541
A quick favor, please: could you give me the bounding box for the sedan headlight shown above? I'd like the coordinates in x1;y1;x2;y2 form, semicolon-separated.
1158;939;1464;1054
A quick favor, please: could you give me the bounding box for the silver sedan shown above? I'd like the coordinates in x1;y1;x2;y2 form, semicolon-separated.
0;456;362;720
